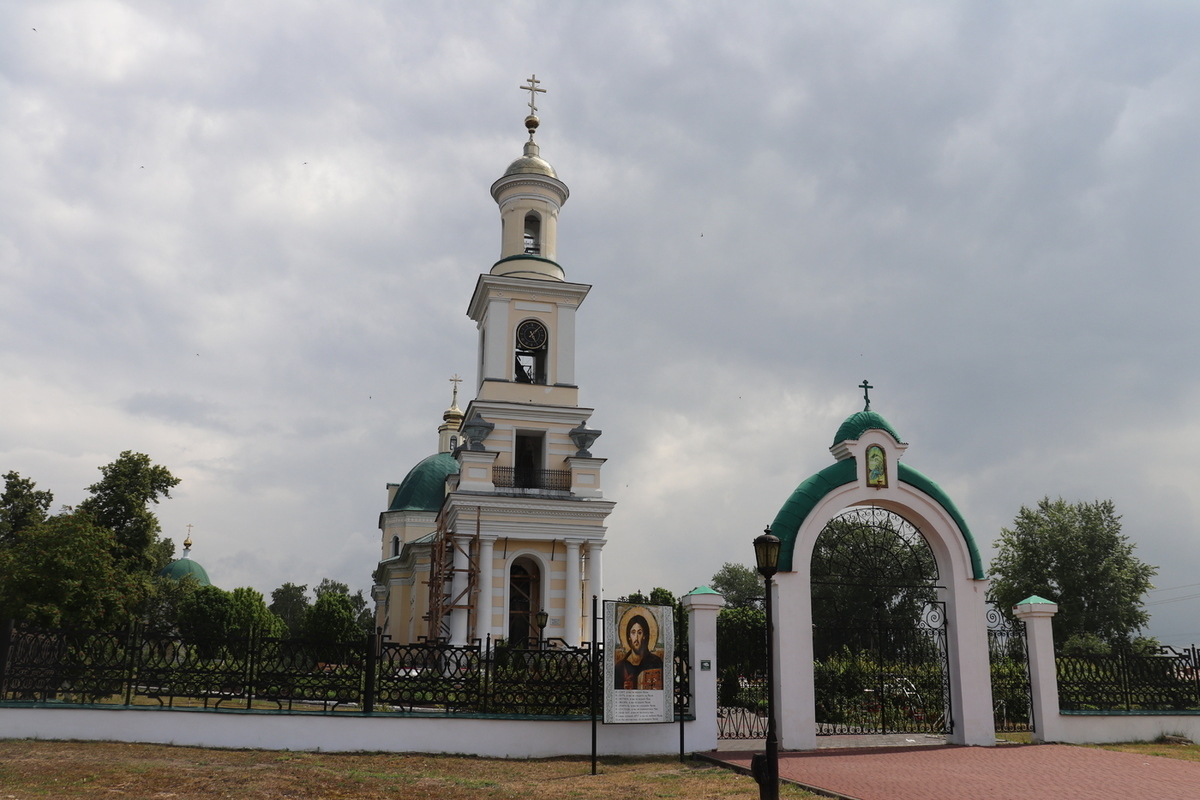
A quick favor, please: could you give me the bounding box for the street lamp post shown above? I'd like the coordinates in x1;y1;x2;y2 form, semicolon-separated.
535;609;549;649
753;528;781;800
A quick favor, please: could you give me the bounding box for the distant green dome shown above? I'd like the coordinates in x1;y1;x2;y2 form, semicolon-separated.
158;558;211;587
388;453;459;512
833;411;902;446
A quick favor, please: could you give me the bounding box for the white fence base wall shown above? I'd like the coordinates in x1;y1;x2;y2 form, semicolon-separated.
0;707;711;757
1055;714;1200;745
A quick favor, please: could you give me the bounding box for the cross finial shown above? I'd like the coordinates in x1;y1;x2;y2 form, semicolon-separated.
449;374;462;407
860;380;873;411
520;74;546;116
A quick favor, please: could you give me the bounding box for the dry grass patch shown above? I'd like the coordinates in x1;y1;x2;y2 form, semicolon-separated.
0;740;816;799
1093;740;1200;763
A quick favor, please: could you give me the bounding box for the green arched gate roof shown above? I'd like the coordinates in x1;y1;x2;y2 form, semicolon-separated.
769;459;984;579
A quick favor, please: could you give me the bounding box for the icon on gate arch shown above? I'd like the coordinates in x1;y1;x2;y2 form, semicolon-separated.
866;444;887;488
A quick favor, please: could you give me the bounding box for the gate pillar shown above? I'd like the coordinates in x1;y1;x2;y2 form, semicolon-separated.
775;571;817;750
1013;596;1061;743
682;588;725;751
944;578;996;746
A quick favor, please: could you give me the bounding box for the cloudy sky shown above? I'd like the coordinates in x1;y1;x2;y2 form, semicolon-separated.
5;1;1200;642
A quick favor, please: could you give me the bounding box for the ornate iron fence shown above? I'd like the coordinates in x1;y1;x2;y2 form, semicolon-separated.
987;607;1033;732
0;619;688;719
492;467;571;492
1058;645;1200;712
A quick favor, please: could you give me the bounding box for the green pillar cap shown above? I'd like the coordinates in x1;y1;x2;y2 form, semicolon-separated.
686;586;721;596
1015;594;1055;606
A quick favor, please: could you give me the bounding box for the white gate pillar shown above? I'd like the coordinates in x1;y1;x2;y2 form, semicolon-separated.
1013;596;1062;743
944;577;996;746
681;587;725;752
775;571;817;750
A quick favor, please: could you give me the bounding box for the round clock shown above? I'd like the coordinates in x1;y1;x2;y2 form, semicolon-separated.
517;320;548;350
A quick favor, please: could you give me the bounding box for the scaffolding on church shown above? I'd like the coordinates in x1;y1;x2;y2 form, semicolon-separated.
424;506;480;641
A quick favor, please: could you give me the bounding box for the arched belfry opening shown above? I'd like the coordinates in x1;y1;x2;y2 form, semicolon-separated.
523;212;542;255
509;556;542;645
768;403;996;749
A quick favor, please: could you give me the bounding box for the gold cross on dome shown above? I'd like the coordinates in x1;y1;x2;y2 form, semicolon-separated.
449;374;462;406
860;380;874;412
520;74;546;115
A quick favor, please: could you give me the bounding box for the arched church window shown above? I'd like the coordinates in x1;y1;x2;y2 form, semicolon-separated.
514;319;548;384
391;536;400;558
523;212;541;255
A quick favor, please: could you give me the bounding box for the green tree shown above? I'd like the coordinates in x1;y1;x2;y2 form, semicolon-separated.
269;582;311;637
988;497;1157;650
710;562;762;608
303;591;362;642
0;513;143;629
313;577;372;634
0;471;54;547
229;587;288;639
142;574;201;633
177;585;234;641
77;451;180;572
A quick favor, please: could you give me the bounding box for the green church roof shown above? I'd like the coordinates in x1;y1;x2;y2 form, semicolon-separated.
833;411;902;446
388;453;459;512
158;558;211;586
769;459;984;579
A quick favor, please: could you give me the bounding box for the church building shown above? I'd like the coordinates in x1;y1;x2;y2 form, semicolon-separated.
372;78;613;648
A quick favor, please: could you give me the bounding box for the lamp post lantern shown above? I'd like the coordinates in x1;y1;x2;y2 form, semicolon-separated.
753;528;781;800
535;609;549;649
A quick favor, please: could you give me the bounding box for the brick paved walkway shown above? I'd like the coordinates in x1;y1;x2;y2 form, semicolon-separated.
706;743;1200;800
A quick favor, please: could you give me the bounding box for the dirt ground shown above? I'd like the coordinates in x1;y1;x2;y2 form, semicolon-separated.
0;739;817;799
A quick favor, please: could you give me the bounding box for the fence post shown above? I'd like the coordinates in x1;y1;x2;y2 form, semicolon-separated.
680;587;726;753
363;628;378;714
0;618;12;698
1013;597;1062;743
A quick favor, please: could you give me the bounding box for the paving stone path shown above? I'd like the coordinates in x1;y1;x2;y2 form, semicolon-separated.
706;743;1200;800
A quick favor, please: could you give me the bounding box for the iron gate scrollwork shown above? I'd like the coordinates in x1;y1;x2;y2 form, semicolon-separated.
811;506;951;736
987;606;1033;732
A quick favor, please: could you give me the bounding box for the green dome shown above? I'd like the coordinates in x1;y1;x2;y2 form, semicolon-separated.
832;411;902;446
158;558;211;586
388;453;459;512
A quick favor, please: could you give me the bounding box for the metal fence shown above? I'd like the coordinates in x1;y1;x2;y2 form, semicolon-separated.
1058;645;1200;712
987;608;1033;732
0;619;689;718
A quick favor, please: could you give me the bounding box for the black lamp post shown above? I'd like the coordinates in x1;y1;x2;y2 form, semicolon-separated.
753;528;781;800
535;609;549;649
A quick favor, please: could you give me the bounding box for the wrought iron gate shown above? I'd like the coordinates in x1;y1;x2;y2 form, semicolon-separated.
811;506;952;736
987;606;1033;732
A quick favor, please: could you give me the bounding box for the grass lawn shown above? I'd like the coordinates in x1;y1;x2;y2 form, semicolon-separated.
1095;740;1200;763
0;740;817;799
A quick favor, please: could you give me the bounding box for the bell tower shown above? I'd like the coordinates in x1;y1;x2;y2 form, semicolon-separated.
431;77;612;649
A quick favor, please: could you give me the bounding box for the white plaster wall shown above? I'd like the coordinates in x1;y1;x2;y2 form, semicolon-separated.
0;708;710;758
1056;714;1200;744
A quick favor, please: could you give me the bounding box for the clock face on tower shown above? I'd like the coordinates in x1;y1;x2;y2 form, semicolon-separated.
516;319;548;350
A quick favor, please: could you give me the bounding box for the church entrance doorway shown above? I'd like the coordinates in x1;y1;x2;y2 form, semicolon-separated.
508;557;541;646
811;506;951;736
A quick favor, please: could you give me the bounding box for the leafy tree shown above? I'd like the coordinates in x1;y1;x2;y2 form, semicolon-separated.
229;587;288;639
710;562;762;608
77;451;180;572
0;513;143;629
147;537;176;573
177;585;234;641
312;577;373;634
142;573;201;633
716;605;766;673
270;582;311;637
303;591;362;642
989;497;1157;650
0;471;54;547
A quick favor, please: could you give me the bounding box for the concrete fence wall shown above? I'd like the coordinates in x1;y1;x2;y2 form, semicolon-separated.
0;591;726;757
1016;599;1200;745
